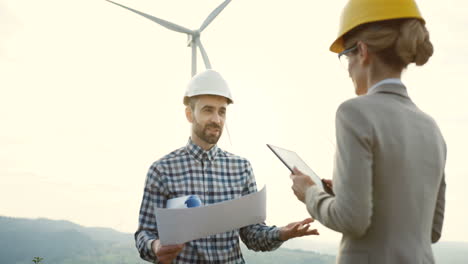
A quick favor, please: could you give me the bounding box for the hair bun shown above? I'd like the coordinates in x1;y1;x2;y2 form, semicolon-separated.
396;19;434;66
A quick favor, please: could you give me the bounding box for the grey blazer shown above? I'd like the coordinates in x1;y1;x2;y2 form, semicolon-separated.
305;83;446;264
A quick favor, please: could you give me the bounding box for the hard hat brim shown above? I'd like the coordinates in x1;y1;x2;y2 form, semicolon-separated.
183;94;233;106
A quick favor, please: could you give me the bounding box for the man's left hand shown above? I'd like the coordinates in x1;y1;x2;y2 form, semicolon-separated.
279;218;320;241
290;167;316;202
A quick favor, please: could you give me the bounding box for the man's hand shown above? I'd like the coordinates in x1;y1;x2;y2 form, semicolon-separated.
152;240;185;264
290;167;315;202
279;218;320;241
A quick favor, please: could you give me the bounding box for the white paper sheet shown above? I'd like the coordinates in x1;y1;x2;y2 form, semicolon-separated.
155;186;267;245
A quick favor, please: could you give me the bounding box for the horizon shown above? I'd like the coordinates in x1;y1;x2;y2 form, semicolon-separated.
2;213;468;245
1;0;467;244
3;214;468;246
3;214;468;264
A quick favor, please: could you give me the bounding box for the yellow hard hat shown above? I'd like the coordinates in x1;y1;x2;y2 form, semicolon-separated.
330;0;425;53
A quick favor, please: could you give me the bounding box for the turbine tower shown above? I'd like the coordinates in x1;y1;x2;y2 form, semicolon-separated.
106;0;232;77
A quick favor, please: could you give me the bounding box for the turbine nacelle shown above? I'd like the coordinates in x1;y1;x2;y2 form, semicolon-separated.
187;30;200;47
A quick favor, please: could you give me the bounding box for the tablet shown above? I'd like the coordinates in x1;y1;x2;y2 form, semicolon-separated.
267;144;333;195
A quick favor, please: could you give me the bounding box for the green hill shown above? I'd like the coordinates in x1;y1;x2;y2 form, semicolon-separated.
0;216;136;264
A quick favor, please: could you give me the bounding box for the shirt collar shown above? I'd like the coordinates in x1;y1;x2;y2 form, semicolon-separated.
367;78;409;98
185;138;219;162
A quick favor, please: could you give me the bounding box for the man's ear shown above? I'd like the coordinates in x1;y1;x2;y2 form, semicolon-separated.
185;106;193;123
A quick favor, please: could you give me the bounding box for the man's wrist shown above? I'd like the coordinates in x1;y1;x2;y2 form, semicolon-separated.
277;227;288;241
147;239;155;253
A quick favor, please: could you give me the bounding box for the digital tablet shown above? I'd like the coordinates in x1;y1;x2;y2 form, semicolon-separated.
267;144;334;195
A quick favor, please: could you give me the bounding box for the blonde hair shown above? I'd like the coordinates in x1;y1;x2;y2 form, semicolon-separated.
344;18;434;71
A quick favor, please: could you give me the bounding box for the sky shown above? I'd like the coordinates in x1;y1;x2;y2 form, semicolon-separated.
1;0;467;244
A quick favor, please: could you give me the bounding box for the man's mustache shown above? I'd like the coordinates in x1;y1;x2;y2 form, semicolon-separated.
206;123;222;130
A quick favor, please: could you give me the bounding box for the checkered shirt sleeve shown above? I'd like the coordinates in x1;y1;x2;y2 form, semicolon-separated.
239;160;283;252
135;162;168;263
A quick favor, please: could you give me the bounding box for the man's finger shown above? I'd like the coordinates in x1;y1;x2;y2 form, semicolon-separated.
306;229;320;235
301;218;314;225
160;246;183;254
299;229;320;236
158;248;180;256
301;229;320;236
297;224;310;233
158;244;185;255
292;222;301;231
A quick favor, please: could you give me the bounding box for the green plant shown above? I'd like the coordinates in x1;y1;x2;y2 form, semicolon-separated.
32;257;44;264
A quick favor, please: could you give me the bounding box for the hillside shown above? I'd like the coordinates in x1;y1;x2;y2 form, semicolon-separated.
2;216;467;264
0;216;334;264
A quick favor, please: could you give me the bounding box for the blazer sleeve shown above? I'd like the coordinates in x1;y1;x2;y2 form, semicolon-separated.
431;138;447;243
304;101;373;238
431;173;446;243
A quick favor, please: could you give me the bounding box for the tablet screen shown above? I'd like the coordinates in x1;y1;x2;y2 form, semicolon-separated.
267;144;324;191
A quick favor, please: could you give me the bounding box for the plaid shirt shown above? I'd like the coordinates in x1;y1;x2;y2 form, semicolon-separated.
135;139;283;263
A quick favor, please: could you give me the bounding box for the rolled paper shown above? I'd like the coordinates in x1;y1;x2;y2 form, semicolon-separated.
167;195;203;209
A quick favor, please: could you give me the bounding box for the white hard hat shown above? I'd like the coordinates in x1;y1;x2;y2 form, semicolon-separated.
183;69;233;105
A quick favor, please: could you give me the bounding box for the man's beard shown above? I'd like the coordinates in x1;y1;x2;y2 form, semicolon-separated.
193;121;223;145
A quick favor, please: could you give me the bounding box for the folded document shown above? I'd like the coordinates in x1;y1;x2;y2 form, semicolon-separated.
155;186;267;245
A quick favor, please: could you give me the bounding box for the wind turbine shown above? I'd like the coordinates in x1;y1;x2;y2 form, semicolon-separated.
106;0;232;77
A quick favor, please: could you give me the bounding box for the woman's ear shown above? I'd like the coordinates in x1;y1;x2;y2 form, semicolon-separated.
358;41;370;65
185;106;193;123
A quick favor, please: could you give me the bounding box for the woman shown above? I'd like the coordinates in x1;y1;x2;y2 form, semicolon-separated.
290;0;446;263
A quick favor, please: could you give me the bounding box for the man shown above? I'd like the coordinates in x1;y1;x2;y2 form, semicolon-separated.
135;69;319;264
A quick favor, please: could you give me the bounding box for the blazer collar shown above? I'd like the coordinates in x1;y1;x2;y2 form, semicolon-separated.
367;82;409;99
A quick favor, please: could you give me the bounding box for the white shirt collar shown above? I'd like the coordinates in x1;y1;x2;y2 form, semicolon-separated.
367;78;404;94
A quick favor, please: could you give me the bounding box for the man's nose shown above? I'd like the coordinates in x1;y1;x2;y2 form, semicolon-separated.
210;113;222;124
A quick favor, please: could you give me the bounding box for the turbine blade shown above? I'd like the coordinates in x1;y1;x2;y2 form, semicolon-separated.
199;0;231;32
106;0;194;34
196;38;212;70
